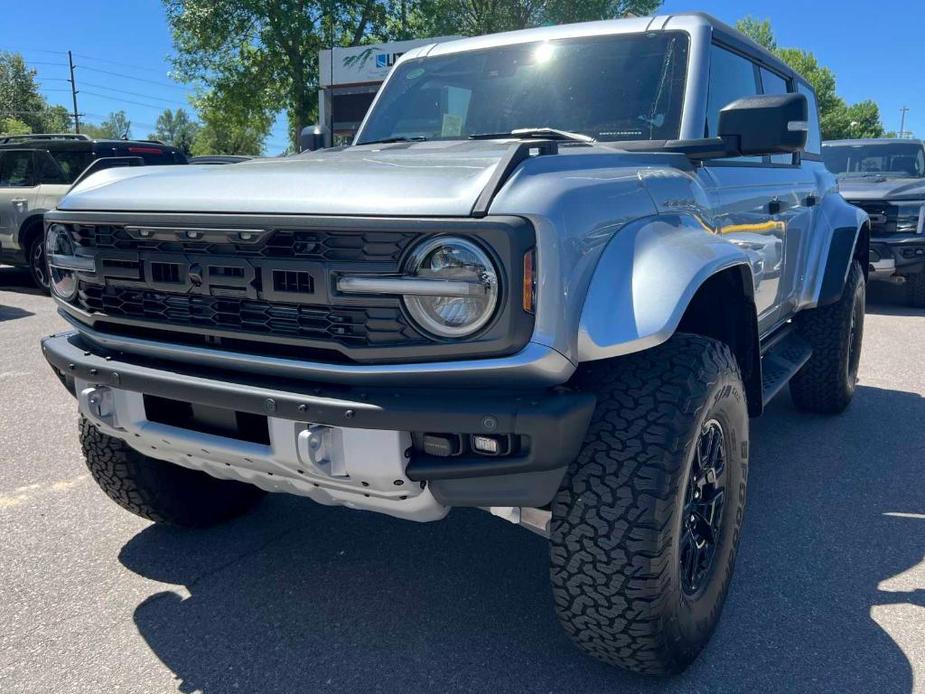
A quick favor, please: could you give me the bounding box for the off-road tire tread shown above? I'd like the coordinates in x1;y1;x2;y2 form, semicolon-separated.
907;271;925;308
550;334;744;675
789;261;864;414
80;418;264;526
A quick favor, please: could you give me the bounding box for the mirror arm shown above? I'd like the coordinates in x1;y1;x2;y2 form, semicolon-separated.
662;136;741;161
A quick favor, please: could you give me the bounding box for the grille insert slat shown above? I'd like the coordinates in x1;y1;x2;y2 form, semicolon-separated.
73;224;417;262
78;283;419;347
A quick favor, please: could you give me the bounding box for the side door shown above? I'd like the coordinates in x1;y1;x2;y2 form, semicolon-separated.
33;150;73;212
703;45;815;334
0;150;39;258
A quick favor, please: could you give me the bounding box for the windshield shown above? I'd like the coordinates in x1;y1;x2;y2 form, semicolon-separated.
357;32;689;145
822;142;925;178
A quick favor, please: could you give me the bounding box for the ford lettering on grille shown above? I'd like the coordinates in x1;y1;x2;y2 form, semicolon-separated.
94;251;328;306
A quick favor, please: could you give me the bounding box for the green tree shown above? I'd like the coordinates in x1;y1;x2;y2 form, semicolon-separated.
0;51;74;133
99;111;133;139
736;16;776;51
149;108;200;154
831;100;885;140
414;0;661;37
166;0;663;150
736;17;886;140
77;122;110;139
190;94;270;156
0;116;31;136
165;0;396;151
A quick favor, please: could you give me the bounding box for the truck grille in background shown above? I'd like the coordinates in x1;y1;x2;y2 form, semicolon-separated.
852;201;924;235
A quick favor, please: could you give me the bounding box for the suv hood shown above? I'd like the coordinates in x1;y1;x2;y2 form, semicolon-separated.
59;141;512;217
838;176;925;201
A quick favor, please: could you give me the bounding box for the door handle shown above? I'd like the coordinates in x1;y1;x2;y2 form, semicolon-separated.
768;199;782;215
11;197;28;205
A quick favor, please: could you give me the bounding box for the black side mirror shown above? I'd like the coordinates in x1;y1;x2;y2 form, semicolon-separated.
719;93;809;156
299;125;326;152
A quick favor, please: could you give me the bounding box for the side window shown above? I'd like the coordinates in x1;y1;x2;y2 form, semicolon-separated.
760;67;793;164
35;151;68;184
797;82;821;155
0;151;36;187
706;45;761;162
50;151;95;183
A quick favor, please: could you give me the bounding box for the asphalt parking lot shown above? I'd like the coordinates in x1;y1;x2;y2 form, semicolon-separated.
0;265;923;694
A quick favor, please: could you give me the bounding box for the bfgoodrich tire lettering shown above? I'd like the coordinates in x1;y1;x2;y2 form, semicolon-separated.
80;418;265;527
550;334;749;675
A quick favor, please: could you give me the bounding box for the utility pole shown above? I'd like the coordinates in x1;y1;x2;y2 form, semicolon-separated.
899;106;910;139
67;50;80;134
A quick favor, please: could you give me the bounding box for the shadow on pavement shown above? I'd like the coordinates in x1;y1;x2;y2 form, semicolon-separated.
0;304;34;323
120;384;925;694
867;281;921;316
0;265;44;296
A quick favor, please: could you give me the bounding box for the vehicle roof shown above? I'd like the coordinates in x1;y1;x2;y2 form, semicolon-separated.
0;138;180;152
410;12;805;86
823;139;925;147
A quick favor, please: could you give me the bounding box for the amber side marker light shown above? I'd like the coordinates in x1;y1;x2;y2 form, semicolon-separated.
522;249;536;314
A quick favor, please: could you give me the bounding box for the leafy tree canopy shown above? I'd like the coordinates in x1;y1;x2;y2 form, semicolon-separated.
149;107;200;154
79;111;133;140
736;17;885;140
165;0;663;150
0;51;75;135
190;92;271;156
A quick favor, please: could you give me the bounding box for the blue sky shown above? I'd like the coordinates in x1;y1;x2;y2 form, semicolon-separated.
2;0;922;152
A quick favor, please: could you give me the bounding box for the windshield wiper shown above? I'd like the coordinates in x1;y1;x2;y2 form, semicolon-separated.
358;136;428;145
469;127;595;143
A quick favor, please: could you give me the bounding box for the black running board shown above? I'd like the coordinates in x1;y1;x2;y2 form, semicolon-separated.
760;330;812;407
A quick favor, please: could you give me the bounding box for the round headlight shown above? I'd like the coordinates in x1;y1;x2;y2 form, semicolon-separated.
46;224;78;300
403;237;499;338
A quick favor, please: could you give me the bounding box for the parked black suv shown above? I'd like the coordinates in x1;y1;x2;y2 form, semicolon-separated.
0;134;186;289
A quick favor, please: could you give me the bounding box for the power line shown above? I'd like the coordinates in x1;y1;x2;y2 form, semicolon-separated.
73;52;183;77
4;47;67;55
80;89;180;111
25;60;68;67
78;65;191;90
80;82;190;106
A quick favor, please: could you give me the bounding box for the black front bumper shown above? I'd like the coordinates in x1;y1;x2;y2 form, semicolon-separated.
871;236;925;275
42;331;595;508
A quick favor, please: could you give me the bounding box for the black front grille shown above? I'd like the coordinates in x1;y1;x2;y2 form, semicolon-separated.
77;283;421;347
852;201;923;235
73;224;417;262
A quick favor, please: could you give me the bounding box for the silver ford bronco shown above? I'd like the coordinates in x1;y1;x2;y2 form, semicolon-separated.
41;13;869;675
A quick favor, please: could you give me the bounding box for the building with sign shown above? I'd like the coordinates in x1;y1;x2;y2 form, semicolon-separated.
318;36;460;147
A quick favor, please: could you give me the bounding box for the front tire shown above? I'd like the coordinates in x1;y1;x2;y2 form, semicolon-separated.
550;334;749;675
789;261;865;414
80;418;265;527
26;230;50;293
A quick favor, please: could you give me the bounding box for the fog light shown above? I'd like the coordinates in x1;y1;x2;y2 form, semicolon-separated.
472;435;501;455
422;433;461;457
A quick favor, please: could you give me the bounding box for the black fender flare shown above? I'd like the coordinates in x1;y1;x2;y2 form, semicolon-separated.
816;195;870;306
